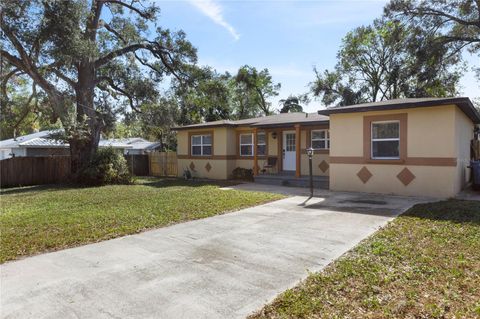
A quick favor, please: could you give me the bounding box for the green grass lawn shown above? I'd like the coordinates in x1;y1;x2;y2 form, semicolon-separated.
251;199;480;319
0;178;284;263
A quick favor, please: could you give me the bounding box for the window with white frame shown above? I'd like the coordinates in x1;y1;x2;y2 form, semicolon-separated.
239;133;253;156
257;132;266;156
371;121;400;159
311;130;329;149
191;134;212;156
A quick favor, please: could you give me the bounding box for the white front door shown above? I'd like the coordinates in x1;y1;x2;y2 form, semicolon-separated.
282;131;296;171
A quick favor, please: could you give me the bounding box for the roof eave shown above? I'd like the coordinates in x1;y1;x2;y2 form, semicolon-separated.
171;123;238;131
251;120;330;128
318;98;480;124
18;144;68;148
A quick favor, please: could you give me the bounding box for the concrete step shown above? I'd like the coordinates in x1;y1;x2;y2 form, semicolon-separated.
254;174;329;189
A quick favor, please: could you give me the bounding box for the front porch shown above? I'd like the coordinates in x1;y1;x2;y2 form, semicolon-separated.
249;121;330;185
254;171;329;189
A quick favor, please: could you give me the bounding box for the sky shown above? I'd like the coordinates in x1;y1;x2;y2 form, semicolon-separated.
155;0;479;112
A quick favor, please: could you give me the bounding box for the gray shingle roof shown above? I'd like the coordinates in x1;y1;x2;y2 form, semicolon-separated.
250;112;328;127
172;112;329;130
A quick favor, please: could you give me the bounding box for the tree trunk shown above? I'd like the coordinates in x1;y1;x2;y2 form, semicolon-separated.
69;61;102;176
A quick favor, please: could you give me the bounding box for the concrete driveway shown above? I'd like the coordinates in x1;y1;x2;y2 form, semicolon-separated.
1;187;426;319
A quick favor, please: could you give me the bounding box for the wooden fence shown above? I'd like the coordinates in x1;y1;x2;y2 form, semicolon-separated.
125;154;150;176
149;152;177;177
0;156;71;188
0;152;178;188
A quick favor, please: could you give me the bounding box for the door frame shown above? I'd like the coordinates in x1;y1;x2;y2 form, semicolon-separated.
282;130;296;171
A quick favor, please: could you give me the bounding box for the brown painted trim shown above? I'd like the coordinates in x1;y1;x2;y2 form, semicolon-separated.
180;155;266;160
173;123;237;131
301;149;329;155
330;156;457;167
363;113;408;161
188;130;214;158
236;130;252;158
307;127;330;153
295;125;301;178
330;156;364;164
236;129;268;159
303;124;329;131
277;129;283;172
253;128;258;175
234;155;267;160
251;121;329;129
178;155;237;160
306;129;311;149
406;157;457;166
258;130;268;157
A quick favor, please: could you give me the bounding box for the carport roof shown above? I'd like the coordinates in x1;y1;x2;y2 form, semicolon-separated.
317;97;480;124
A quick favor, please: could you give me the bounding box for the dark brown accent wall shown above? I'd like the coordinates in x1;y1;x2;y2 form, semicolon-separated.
330;156;457;166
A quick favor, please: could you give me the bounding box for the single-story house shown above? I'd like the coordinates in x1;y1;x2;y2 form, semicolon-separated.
0;130;161;160
122;138;162;155
173;97;479;198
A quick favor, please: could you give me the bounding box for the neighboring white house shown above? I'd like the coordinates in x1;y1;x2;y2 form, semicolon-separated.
0;130;161;160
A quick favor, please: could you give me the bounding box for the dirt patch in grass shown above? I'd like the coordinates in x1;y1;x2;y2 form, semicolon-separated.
250;199;480;319
0;178;284;263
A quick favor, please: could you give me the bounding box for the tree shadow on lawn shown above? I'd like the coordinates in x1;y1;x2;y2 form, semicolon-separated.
399;199;480;225
0;178;244;195
301;197;480;223
0;183;79;196
134;177;243;189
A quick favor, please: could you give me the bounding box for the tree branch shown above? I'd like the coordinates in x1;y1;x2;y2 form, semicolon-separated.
439;35;480;44
13;84;37;131
1;27;64;106
97;76;141;112
94;43;149;67
407;7;480;27
102;0;153;19
86;0;104;40
102;22;127;43
1;50;26;71
0;68;23;99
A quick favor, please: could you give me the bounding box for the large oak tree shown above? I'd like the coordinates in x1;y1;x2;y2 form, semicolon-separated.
311;18;462;106
1;0;196;174
386;0;480;79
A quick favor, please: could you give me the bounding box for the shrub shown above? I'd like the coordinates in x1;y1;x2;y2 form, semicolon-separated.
231;167;254;181
79;148;132;185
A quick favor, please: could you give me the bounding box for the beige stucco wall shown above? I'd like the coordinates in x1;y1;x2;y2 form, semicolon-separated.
176;127;236;179
268;131;278;156
225;128;237;156
177;127;233;157
235;159;254;170
177;159;230;179
329;104;471;198
176;130;189;156
177;126;332;179
299;128;330;176
454;107;474;193
301;154;330;176
330;105;457;158
330;164;457;198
